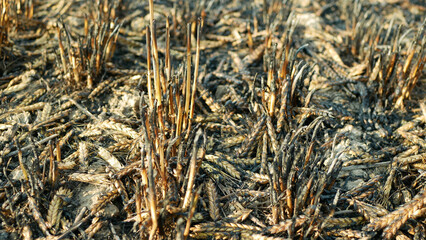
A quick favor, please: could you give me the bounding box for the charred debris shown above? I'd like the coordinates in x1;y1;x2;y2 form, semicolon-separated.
0;0;425;239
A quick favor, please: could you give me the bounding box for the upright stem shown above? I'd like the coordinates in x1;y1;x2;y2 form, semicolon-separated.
146;26;153;107
190;20;201;120
149;0;161;105
184;22;192;131
166;17;171;92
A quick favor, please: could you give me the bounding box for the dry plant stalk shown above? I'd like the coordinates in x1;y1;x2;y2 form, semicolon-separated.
146;26;154;107
182;129;204;210
57;5;120;90
184;186;202;238
148;0;161;106
186;19;202;136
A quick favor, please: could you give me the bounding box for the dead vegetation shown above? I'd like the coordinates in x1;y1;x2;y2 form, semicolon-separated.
0;0;425;239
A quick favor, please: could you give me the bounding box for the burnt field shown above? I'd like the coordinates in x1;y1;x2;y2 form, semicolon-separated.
0;0;425;239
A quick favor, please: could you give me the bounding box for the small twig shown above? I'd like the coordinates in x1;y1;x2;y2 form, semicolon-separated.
63;97;99;122
57;214;92;240
5;134;59;157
